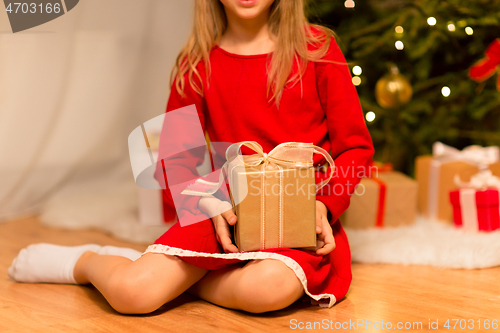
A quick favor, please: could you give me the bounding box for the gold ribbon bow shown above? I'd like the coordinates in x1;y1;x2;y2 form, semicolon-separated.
181;141;335;197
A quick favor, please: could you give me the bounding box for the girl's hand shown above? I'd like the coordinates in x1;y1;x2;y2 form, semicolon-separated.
315;200;336;255
198;196;239;253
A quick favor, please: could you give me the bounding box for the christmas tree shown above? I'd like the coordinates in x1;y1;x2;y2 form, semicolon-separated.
308;0;500;175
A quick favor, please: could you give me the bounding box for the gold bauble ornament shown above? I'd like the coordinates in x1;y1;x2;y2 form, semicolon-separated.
375;66;413;109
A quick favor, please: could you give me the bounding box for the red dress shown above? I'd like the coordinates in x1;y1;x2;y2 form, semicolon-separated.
143;36;374;308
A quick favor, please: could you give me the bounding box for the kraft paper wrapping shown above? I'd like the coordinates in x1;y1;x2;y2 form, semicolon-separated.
229;163;317;252
415;155;500;223
181;141;334;252
341;171;418;229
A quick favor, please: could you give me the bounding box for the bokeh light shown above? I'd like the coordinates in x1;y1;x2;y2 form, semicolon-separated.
366;111;376;122
344;0;355;8
352;66;362;76
441;86;451;97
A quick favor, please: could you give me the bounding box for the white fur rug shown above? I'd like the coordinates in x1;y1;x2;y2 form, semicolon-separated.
344;217;500;269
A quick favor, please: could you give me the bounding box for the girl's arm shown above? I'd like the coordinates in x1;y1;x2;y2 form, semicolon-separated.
315;37;375;224
154;69;208;220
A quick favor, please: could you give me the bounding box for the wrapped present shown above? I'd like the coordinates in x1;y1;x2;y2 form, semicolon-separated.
341;165;418;229
230;158;316;252
182;141;334;252
415;142;500;222
449;170;500;232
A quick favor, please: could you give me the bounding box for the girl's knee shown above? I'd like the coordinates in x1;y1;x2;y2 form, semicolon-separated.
106;269;162;314
236;260;304;313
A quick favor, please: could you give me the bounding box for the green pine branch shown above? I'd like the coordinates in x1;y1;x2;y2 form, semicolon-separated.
309;0;500;175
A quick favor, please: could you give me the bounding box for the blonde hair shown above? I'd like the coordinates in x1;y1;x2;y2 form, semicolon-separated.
171;0;336;107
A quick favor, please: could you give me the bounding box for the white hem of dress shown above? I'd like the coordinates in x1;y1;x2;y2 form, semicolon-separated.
143;244;337;308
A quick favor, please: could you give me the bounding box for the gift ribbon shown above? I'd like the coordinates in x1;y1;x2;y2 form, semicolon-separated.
432;141;499;165
458;188;480;232
181;141;335;249
454;170;500;190
371;177;387;227
455;170;500;232
427;142;500;220
368;162;393;227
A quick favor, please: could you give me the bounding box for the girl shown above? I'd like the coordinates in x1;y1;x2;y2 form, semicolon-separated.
8;0;373;314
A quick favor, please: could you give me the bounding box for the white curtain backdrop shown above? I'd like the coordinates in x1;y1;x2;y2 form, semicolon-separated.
0;0;194;243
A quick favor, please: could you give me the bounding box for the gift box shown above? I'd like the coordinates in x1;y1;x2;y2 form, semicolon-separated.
229;161;317;252
341;169;418;229
449;171;500;232
182;141;334;252
449;189;499;232
415;142;500;222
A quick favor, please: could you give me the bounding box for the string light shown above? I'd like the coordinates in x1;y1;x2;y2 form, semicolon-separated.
441;86;451;97
447;22;456;31
352;66;362;76
465;27;473;35
344;0;355;8
366;111;376;122
427;17;437;26
395;41;404;50
395;26;404;34
352;76;361;86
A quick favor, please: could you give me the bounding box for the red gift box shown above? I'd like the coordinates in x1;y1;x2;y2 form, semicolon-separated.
449;188;500;232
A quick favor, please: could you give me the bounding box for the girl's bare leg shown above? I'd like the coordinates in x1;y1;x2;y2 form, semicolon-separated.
187;259;304;313
74;252;208;314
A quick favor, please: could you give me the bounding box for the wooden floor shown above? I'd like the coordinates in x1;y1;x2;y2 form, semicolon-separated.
1;217;499;333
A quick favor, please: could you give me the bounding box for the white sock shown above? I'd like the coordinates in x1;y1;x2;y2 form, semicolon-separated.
8;243;143;284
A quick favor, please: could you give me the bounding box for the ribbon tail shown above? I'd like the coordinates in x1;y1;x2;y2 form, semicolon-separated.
180;164;228;196
182;141;265;197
